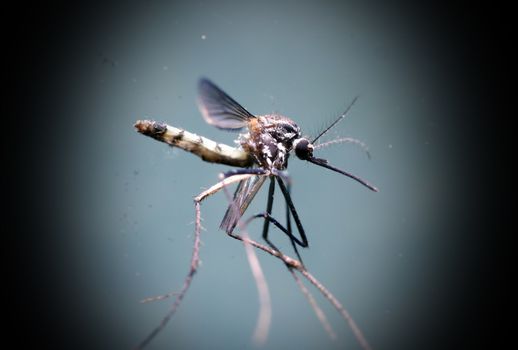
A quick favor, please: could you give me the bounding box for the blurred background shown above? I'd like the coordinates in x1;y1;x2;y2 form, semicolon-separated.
8;1;508;349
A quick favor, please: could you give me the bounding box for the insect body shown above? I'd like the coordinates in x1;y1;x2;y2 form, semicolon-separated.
197;78;377;263
134;79;378;350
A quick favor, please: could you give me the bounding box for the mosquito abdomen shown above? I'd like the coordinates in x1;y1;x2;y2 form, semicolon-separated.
135;120;254;167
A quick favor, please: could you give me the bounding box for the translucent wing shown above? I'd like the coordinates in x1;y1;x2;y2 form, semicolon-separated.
198;78;256;130
220;175;267;233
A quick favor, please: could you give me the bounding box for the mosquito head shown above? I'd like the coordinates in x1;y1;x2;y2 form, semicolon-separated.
293;138;314;160
293;137;378;192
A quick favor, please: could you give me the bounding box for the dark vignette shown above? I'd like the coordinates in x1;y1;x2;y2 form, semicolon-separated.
6;1;510;349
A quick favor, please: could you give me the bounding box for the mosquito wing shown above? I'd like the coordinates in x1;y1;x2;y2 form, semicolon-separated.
220;174;267;233
198;78;256;130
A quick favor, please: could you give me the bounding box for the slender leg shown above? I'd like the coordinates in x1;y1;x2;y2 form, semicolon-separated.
272;169;299;264
219;168;268;234
280;160;291;237
284;179;293;251
250;213;306;246
136;173;253;350
261;177;281;253
243;176;305;264
283;180;303;266
214;170;273;345
229;171;307;266
247;212;304;265
218;168;307;265
267;169;303;253
276;177;308;248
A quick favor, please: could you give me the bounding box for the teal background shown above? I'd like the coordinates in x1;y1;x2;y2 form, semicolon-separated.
9;1;506;350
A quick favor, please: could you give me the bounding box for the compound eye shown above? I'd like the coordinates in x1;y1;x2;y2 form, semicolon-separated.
294;138;313;160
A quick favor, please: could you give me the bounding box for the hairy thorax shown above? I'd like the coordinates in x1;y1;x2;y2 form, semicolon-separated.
239;114;302;170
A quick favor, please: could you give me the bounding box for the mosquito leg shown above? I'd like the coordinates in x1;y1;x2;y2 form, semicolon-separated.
261;177;281;253
284;180;294;256
276;177;308;247
231;171;306;266
136;172;258;349
273;170;302;265
271;166;292;237
269;169;302;264
194;173;258;203
216;170;273;345
222;171;303;264
246;212;305;266
218;168;269;234
204;172;370;349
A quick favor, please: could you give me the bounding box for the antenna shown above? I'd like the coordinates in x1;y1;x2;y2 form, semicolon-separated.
312;96;359;144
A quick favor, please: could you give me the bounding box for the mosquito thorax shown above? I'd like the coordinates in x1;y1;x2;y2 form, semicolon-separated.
240;115;304;170
293;138;314;160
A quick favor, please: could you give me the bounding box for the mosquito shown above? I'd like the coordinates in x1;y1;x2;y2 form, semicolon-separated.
134;78;378;349
196;78;377;264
